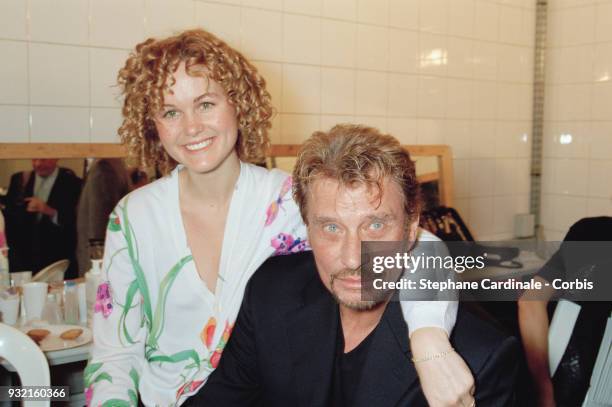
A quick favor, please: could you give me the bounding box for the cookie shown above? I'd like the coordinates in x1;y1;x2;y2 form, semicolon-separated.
27;329;50;343
59;328;83;340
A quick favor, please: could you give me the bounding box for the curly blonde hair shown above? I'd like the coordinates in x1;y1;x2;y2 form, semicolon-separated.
293;124;421;223
118;29;273;174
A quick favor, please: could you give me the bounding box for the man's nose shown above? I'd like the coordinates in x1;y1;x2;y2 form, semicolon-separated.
340;232;362;271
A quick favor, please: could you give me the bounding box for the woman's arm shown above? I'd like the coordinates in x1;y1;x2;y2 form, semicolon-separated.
86;200;147;407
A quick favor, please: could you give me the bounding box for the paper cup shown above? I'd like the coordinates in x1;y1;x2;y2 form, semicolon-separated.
0;296;20;325
22;282;48;321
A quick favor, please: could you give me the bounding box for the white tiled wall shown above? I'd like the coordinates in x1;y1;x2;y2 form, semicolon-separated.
0;0;537;239
543;0;612;240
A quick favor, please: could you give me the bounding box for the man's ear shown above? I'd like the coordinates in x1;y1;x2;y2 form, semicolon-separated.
407;217;419;244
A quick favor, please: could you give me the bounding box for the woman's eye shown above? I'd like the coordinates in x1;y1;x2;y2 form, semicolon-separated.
199;102;214;111
162;110;179;119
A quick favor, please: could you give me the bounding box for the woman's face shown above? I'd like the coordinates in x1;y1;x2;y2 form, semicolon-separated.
153;62;239;175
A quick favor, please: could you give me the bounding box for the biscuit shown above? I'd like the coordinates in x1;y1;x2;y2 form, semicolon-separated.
60;328;83;340
27;329;50;343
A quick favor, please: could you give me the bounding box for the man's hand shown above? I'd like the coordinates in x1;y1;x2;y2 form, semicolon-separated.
25;197;57;217
410;327;475;407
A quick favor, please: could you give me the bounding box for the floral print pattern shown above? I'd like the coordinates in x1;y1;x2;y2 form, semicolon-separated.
94;282;113;318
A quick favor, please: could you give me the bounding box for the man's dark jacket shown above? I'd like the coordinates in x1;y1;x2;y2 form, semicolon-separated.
185;251;519;407
4;168;82;278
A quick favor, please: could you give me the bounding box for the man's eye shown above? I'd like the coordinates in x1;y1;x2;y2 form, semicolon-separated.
324;224;338;233
370;222;384;230
163;110;179;119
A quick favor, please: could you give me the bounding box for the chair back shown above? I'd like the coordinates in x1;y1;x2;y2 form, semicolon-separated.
33;259;69;283
0;323;50;407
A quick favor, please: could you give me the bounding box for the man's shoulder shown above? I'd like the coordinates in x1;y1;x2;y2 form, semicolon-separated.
57;167;82;186
247;251;316;305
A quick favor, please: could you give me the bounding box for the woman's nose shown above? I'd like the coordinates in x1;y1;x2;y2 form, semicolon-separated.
184;114;204;137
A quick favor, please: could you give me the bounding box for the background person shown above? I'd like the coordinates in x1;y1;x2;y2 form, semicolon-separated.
76;158;132;276
4;158;82;278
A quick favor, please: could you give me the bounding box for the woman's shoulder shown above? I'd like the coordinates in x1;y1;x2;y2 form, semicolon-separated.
117;170;177;215
242;163;292;195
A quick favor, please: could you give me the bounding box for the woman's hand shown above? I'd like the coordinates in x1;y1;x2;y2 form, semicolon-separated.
410;327;475;407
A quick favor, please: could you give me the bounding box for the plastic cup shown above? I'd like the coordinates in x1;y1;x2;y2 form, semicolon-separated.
22;282;48;321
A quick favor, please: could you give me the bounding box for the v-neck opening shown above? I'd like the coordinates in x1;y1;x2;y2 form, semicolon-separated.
172;162;245;301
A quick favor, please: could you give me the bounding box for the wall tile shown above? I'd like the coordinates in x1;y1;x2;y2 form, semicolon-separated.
30;106;90;143
449;0;474;38
588;160;612;198
417;76;447;118
389;29;418;73
30;0;89;45
252;61;283;111
388;0;418;30
473;1;499;42
280;113;320;143
419;0;448;34
589;122;612;160
194;2;242;48
321;68;355;115
321;20;356;68
91;108;122;143
355;71;388;116
446;78;472;119
357;25;388;70
591;82;612;120
417;118;445;143
90;0;146;49
595;2;612;42
242;0;282;10
241;9;282;60
387;74;417;117
387;117;417;144
322;0;357;21
29;43;89;106
419;33;448;76
145;0;195;38
284;0;322;15
499;5;523;45
0;106;29;142
283;14;321;64
472;41;497;80
446;38;473;79
90;48;129;108
282;64;321;113
0;0;27;40
444;120;471;159
0;41;28;104
357;0;388;25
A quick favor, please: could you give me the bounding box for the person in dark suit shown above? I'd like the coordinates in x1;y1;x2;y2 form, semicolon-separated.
185;124;518;407
4;159;82;278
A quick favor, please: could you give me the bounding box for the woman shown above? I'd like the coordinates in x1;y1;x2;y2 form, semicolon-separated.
87;29;472;406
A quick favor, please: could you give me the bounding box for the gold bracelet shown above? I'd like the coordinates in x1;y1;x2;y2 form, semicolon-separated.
411;348;456;363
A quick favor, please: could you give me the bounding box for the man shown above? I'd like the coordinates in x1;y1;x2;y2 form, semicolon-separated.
186;125;518;406
4;159;82;278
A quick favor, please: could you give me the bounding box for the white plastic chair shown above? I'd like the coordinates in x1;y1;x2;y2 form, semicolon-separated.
32;259;69;284
0;323;51;407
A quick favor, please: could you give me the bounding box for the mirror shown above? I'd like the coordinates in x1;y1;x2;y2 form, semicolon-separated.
0;157;150;279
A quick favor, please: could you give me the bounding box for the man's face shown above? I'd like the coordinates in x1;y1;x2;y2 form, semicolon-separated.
32;159;58;177
306;177;417;310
